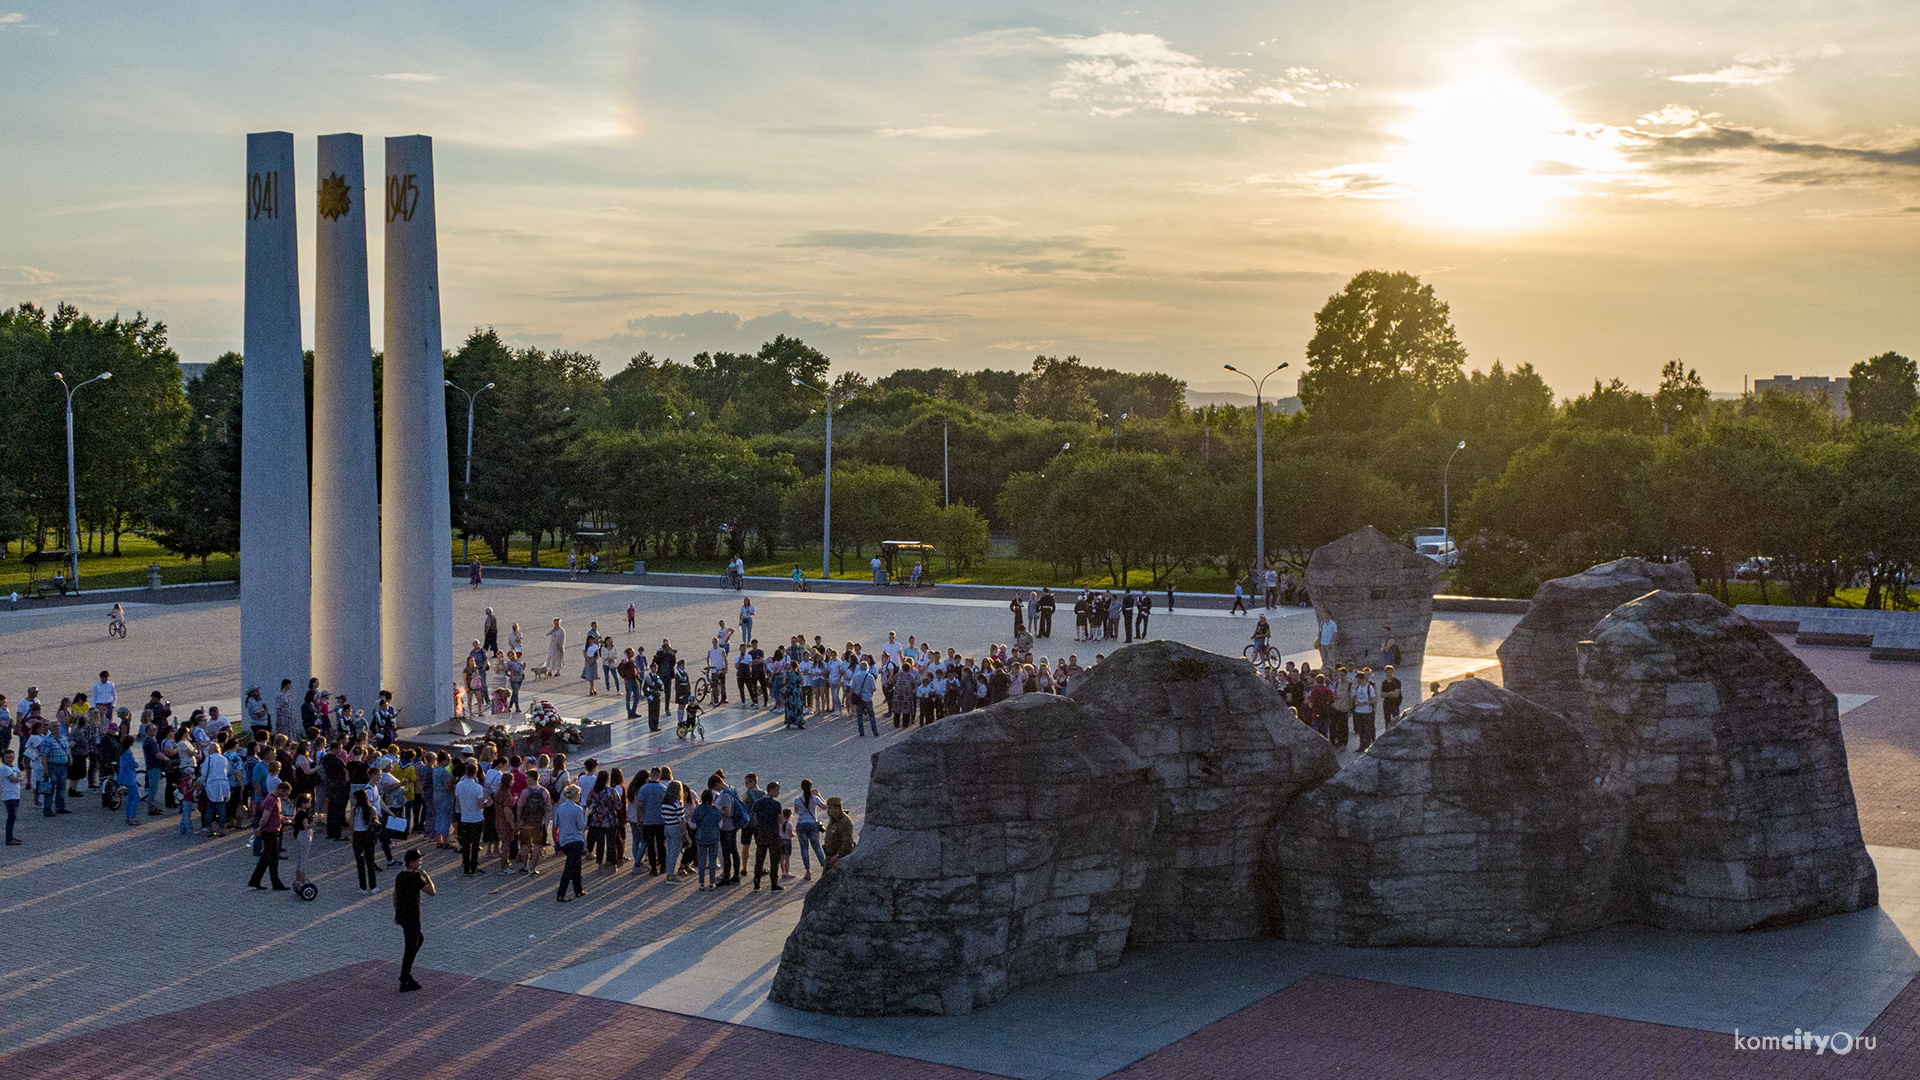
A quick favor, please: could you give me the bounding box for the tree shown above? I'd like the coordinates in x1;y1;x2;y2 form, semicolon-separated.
1654;359;1710;432
1299;270;1466;431
1563;378;1660;435
1015;355;1101;424
924;501;991;570
153;353;241;576
781;463;939;572
1834;427;1920;609
999;452;1217;585
1846;351;1918;425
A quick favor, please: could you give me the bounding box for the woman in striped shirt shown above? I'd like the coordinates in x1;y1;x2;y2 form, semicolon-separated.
660;782;688;881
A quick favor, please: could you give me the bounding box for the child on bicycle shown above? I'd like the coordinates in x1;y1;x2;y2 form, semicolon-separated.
1251;615;1271;662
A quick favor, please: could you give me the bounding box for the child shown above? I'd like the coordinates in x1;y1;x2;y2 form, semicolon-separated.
177;768;197;835
778;807;795;880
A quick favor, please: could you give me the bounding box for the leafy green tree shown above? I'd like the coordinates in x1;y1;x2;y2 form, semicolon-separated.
1846;351;1918;425
1015;355;1101;424
1654;359;1710;432
1834;427;1920;609
1244;454;1422;571
153;353;241;576
782;463;939;572
1000;452;1217;585
924;501;991;570
1563;378;1660;435
1299;270;1466;431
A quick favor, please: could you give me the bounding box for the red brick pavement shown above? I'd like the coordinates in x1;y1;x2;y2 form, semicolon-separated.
1793;644;1920;851
1112;972;1920;1080
6;960;1918;1079
0;960;1004;1080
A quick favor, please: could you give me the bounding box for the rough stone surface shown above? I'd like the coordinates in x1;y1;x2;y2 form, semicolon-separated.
1272;679;1633;946
1069;640;1339;942
1498;558;1695;719
1578;591;1879;932
1306;527;1441;669
769;695;1157;1016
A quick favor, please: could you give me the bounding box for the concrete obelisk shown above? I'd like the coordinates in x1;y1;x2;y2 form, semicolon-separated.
240;131;311;710
382;135;454;725
311;133;381;713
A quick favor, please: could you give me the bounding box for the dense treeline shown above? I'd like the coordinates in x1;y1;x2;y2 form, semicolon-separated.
4;272;1915;606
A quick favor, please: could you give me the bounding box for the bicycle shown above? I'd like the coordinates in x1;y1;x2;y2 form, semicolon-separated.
724;568;744;590
108;615;127;639
692;666;726;709
675;699;706;741
101;776;127;811
1243;642;1280;668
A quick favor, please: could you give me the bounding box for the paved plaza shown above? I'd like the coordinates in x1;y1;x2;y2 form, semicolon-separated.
3;579;1918;1077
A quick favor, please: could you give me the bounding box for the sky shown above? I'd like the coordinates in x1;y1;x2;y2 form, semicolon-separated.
2;1;1917;399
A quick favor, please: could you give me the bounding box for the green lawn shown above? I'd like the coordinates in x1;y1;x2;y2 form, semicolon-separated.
0;534;236;593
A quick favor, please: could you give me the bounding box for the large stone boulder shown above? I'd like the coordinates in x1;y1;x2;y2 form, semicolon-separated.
1306;526;1441;669
1498;558;1695;718
769;695;1157;1016
1578;591;1879;932
1271;679;1633;946
1069;641;1338;942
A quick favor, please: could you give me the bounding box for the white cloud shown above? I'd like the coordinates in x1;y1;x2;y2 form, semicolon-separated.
1;264;57;284
877;125;993;139
1667;45;1841;86
1039;32;1345;117
0;13;24;24
1638;104;1717;126
379;71;446;82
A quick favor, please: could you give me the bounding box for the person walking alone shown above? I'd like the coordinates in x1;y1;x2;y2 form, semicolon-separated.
393;849;435;992
248;784;290;891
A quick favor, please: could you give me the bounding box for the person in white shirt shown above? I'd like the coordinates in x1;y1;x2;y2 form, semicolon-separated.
826;653;849;713
1352;668;1380;752
706;641;729;703
881;632;902;668
716;622;734;655
2;748;23;844
453;762;487;874
206;706;230;739
1318;617;1338;668
91;672;116;712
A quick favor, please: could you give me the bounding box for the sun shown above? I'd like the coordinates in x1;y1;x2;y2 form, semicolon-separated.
1386;70;1614;232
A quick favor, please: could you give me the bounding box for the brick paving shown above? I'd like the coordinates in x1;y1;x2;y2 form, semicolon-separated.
0;960;1002;1080
1789;645;1920;852
1112;972;1920;1079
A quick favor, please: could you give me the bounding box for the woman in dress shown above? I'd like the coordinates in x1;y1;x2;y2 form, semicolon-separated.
605;767;629;869
783;664;807;730
545;619;566;678
200;747;231;836
581;641;600;696
431;751;455;849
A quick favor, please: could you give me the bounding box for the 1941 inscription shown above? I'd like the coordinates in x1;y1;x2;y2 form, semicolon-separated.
247;171;279;220
386;173;420;223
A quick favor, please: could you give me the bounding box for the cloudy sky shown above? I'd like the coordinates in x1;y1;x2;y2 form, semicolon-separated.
3;1;1916;397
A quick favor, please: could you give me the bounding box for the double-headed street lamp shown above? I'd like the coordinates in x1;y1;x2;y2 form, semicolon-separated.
1103;411;1129;451
445;379;495;564
793;378;833;580
1223;361;1287;585
53;370;111;589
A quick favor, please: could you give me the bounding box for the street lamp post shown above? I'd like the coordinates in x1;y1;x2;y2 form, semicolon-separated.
53;370;111;590
793;378;833;580
943;419;950;507
1222;361;1287;586
1444;439;1467;546
1104;412;1129;451
444;379;496;564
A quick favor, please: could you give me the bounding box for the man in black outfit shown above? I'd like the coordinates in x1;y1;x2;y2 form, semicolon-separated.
1037;588;1056;638
751;781;784;890
1121;590;1136;643
393;848;435;992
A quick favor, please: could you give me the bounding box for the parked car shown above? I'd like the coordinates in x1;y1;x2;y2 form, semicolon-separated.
1411;528;1458;569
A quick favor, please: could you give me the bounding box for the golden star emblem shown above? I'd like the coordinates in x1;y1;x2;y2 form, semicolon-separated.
318;172;352;221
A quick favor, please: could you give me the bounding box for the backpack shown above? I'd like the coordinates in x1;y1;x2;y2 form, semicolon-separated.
522;785;549;823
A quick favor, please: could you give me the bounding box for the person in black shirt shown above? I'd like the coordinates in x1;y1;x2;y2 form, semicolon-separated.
393;848;435;991
1121;591;1136;643
751;781;784;891
1135;592;1151;639
1037;588;1056;638
1380;666;1404;728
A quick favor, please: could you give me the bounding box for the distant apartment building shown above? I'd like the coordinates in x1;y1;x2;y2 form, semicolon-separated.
1753;374;1849;418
